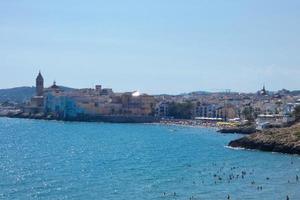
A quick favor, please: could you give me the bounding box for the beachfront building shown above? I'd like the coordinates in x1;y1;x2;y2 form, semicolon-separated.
20;71;156;122
155;101;169;118
44;88;84;119
0;101;22;116
43;83;156;120
256;114;295;130
194;102;225;119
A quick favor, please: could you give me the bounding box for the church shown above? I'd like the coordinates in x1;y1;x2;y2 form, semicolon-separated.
23;71;45;114
25;71;60;114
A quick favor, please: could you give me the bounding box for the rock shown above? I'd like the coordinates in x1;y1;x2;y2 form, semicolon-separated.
218;126;256;134
228;123;300;155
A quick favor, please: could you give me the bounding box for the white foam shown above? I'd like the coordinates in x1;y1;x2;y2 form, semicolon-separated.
224;145;246;150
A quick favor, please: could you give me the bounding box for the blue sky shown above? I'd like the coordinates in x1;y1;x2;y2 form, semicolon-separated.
0;0;299;94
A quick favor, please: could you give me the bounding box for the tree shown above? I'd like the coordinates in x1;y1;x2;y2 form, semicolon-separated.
242;106;255;123
167;101;194;119
294;105;300;121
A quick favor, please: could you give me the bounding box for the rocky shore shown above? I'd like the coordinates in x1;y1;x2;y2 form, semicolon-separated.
229;123;300;155
218;125;256;134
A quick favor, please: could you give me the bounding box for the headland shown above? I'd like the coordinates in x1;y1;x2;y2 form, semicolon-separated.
229;122;300;155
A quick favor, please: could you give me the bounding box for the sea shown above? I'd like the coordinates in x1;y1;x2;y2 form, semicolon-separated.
0;117;299;200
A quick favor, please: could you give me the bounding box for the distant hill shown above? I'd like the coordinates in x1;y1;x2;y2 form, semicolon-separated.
187;91;211;95
0;86;75;103
0;87;35;103
291;90;300;96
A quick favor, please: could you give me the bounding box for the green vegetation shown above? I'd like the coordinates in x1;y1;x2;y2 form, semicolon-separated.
295;131;300;139
242;106;255;123
167;101;194;119
0;86;75;103
294;105;300;122
0;87;35;103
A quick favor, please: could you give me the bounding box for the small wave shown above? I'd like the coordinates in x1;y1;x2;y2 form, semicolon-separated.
225;145;300;156
224;145;246;150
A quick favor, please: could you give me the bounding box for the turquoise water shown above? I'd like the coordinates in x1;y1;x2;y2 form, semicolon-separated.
0;118;299;200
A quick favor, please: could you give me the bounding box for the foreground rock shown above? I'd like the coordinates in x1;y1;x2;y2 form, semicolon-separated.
228;123;300;155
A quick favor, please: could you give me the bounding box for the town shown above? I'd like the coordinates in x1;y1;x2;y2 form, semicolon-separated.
0;71;300;130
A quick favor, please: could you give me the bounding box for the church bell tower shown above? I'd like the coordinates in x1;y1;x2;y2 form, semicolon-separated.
36;71;44;96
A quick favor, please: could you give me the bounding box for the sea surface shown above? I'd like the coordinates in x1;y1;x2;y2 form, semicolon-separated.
0;118;299;200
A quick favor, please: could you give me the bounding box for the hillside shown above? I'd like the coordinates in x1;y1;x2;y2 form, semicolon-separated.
229;123;300;155
0;87;35;103
0;86;75;103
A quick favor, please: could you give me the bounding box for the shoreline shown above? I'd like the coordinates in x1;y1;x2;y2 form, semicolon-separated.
228;123;300;155
158;119;222;130
153;122;219;130
225;145;300;156
1;114;233;130
6;115;300;156
1;113;159;123
1;111;256;135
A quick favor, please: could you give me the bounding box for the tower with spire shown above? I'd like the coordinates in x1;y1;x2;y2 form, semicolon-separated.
261;85;267;95
36;71;44;96
26;71;45;113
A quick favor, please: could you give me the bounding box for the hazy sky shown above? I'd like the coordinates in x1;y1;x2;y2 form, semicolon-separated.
0;0;299;94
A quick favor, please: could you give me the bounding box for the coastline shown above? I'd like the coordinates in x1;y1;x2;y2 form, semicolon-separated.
228;123;300;155
1;112;159;123
1;113;233;130
1;111;255;134
4;114;300;156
